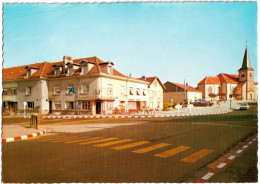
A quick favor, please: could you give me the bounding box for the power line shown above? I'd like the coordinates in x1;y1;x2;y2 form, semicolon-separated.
4;4;84;22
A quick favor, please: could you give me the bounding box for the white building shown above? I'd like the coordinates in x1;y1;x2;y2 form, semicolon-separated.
3;56;164;115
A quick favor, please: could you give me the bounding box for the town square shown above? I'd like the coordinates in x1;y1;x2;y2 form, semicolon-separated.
1;2;258;183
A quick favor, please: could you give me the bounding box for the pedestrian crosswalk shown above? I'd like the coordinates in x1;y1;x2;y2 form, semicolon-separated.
33;134;214;163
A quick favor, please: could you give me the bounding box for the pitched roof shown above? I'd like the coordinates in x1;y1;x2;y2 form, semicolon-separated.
198;76;221;85
236;81;246;88
239;46;253;70
169;82;202;93
217;73;239;84
138;76;166;89
3;56;145;83
3;62;52;80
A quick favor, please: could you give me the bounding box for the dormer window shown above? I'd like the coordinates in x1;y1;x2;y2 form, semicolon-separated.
24;66;39;78
52;64;62;77
66;62;80;76
68;66;73;76
99;61;114;75
83;65;88;75
79;60;95;75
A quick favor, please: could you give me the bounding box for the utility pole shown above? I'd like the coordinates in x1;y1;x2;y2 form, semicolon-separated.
184;79;186;104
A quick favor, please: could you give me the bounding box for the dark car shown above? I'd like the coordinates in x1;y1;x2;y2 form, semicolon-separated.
193;101;213;107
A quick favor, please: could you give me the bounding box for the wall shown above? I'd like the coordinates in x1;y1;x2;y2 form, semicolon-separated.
187;91;202;102
163;92;185;104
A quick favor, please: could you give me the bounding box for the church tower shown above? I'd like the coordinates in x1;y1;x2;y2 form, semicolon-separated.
238;46;255;100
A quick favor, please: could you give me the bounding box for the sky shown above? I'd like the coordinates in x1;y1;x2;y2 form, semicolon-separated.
3;2;258;87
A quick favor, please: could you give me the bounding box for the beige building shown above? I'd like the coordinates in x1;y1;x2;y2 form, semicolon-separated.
139;76;165;110
3;56;164;115
163;82;202;104
197;46;258;101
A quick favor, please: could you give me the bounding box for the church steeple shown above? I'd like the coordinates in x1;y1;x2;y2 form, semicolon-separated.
239;46;253;70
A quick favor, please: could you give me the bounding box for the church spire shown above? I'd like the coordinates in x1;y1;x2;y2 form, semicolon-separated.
239;46;252;70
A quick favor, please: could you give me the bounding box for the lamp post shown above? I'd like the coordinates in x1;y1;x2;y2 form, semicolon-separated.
229;94;233;109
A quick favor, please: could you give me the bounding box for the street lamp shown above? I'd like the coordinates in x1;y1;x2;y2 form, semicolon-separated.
229;94;233;109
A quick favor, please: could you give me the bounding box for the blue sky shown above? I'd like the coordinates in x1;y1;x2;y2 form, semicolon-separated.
3;2;258;87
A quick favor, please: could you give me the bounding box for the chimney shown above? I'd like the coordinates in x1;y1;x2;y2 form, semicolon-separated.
129;73;132;77
63;56;73;70
186;83;188;86
141;75;146;81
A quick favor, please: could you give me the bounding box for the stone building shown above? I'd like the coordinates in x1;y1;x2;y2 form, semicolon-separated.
163;82;202;104
197;46;258;101
2;56;164;115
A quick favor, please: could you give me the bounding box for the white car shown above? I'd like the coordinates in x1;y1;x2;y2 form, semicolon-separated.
240;104;249;110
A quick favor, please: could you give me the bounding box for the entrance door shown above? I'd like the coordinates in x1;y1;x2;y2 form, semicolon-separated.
96;101;101;114
49;101;52;113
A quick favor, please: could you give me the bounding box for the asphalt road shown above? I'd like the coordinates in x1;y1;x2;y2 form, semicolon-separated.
2;105;257;183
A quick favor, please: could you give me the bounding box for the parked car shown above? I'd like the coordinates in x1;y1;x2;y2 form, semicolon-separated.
193;101;213;107
240;103;249;110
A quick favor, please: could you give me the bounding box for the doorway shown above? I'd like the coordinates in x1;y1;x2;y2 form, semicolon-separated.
96;101;101;114
49;101;52;114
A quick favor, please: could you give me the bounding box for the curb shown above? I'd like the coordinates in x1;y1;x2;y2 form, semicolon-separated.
2;130;47;143
196;136;257;183
23;111;232;119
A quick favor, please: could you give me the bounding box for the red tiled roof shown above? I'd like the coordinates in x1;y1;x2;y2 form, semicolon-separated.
198;76;221;85
138;77;166;89
170;82;202;93
236;81;246;88
3;56;143;82
113;69;126;78
254;82;258;85
3;62;52;80
218;73;239;84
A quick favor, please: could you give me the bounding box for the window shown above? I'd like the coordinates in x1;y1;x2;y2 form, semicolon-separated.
107;84;113;95
3;89;7;95
241;72;245;78
68;66;73;76
129;87;134;95
66;101;76;109
107;101;114;110
157;91;161;98
154;81;157;87
149;91;153;97
108;66;112;75
143;89;146;96
54;101;61;110
11;88;17;95
120;86;125;95
83;65;88;75
27;102;34;109
26;87;32;95
54;68;60;76
82;85;89;93
67;85;75;94
250;73;252;77
136;88;140;95
207;87;212;95
82;101;91;110
54;86;61;94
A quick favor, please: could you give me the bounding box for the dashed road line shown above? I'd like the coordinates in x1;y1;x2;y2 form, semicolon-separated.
94;139;132;147
51;136;89;142
79;138;118;145
181;149;213;163
112;141;150;150
64;137;103;143
132;143;170;153
154;146;190;158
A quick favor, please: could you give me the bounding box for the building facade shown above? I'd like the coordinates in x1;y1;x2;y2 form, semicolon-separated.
197;47;258;101
2;56;163;115
139;76;165;110
163;82;202;104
